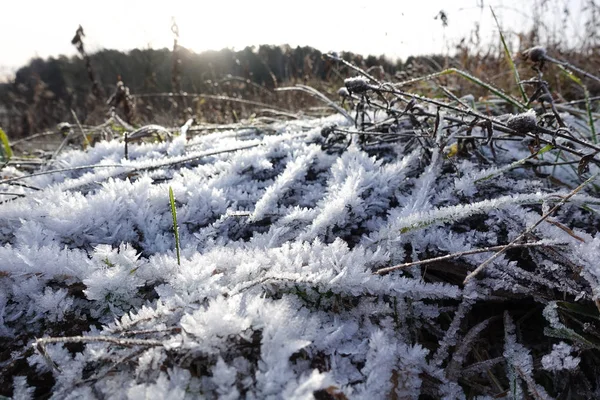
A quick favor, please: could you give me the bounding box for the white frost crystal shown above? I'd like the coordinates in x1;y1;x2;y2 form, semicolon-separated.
542;342;580;371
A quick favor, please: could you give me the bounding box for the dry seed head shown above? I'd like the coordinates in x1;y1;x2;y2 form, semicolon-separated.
506;109;538;133
57;122;72;133
337;87;350;98
344;76;370;94
523;46;547;62
321;124;336;137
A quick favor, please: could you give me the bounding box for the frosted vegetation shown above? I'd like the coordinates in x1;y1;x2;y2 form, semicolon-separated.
2;49;600;399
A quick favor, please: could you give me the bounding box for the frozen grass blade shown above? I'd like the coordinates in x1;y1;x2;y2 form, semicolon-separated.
475;144;554;183
169;186;181;266
544;54;600;85
396;192;549;234
582;88;596;144
544;302;600;349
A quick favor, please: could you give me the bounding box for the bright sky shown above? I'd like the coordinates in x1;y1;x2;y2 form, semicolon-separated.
0;0;586;80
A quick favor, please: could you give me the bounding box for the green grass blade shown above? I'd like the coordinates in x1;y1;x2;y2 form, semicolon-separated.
0;128;13;161
558;65;597;143
583;86;597;144
490;7;528;103
475;144;554;183
169;186;181;266
558;65;583;85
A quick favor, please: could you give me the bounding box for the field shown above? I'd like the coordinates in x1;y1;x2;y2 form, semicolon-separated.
2;6;600;399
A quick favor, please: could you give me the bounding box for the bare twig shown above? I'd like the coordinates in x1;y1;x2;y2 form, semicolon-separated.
0;164;132;186
71;109;90;148
375;242;565;275
34;335;164;348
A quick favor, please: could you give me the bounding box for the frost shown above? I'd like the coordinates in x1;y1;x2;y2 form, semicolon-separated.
344;76;370;93
282;370;334;400
1;112;598;398
542;342;580;371
12;376;34;400
32;287;73;323
83;243;146;317
212;357;240;400
506;109;538;133
504;312;552;400
127;368;191;400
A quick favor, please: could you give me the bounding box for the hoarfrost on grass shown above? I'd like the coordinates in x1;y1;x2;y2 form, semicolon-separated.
1;113;598;398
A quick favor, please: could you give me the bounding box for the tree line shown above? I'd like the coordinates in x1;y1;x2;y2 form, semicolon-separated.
0;45;446;137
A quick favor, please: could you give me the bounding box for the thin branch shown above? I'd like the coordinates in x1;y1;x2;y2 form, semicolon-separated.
375;242;565;275
0;192;26;197
35;335;164;347
71;109;90;148
0;164;132;186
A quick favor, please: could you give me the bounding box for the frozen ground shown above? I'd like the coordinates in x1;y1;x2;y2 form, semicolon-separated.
1;111;599;399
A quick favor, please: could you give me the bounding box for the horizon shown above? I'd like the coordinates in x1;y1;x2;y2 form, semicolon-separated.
1;0;586;81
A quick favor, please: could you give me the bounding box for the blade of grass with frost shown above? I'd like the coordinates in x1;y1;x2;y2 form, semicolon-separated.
169;186;181;266
544;326;600;350
475;144;553;183
0;164;133;186
397;192;550;234
0;128;12;161
556;301;600;321
395;68;527;111
558;65;597;144
504;312;554;399
275;85;354;124
544;302;600;349
490;7;527;103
